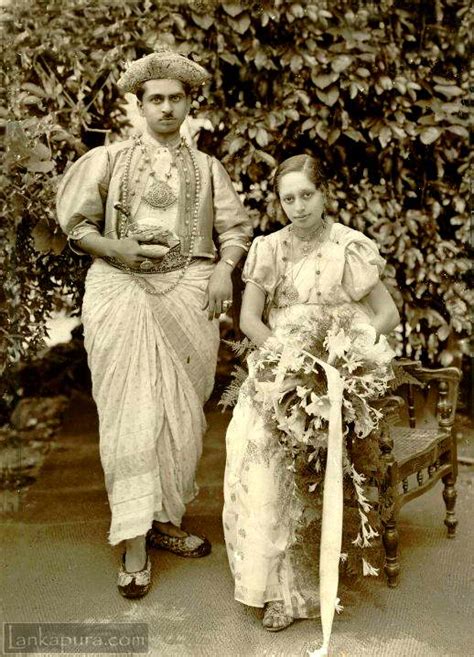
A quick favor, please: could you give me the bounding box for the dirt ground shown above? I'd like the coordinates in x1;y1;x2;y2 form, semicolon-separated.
1;390;473;657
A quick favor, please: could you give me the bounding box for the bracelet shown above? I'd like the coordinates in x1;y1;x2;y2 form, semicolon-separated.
221;258;236;269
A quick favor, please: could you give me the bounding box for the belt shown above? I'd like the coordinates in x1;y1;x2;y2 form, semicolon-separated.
103;244;197;274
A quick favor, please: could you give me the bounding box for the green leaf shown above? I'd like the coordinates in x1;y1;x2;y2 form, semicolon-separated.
26;159;55;173
255;150;276;167
316;122;329;140
21;82;47;98
316;86;339;107
437;324;451;341
32;143;52;160
434;84;463;98
331;55;352;73
290;54;303;73
219;52;241;66
378;126;391;148
228;136;246;155
420;127;442;145
5;121;30;159
222;2;243;17
312;72;338;90
328;128;341;145
31;221;66;254
191;12;213;30
255;127;269;147
446;125;469;138
344;128;365;142
229;13;250;34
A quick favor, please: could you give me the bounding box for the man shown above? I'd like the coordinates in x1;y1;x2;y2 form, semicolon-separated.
56;48;252;598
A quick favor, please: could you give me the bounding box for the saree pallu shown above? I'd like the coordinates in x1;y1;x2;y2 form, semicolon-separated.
82;259;219;545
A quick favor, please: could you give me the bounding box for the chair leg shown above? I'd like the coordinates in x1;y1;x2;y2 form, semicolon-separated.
442;473;457;538
382;517;400;588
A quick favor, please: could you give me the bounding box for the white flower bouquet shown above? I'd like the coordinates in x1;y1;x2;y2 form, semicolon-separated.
223;309;396;575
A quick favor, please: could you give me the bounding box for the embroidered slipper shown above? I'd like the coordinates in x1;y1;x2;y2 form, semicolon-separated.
117;553;151;599
146;524;211;558
262;601;294;632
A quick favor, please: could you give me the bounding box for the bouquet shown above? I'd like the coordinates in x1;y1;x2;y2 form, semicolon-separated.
223;309;396;576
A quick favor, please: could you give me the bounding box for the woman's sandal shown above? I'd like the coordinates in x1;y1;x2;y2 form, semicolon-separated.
117;551;151;599
262;601;294;632
146;522;211;558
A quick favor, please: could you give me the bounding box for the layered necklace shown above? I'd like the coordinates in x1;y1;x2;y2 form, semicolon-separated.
277;221;328;306
138;137;179;209
289;222;326;259
113;134;202;297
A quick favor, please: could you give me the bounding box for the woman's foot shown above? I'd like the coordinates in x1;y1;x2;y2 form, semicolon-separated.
147;521;211;558
262;601;294;632
153;521;188;539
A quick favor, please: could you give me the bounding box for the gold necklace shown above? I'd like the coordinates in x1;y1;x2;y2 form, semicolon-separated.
289;223;326;257
138;137;179;209
110;135;202;296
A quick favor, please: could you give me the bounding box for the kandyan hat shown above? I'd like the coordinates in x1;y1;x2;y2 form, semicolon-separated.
117;47;210;94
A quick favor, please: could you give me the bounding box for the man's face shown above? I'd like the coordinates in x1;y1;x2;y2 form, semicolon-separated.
138;79;190;139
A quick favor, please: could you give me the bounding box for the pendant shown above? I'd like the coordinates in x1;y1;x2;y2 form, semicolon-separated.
275;275;300;307
143;180;177;209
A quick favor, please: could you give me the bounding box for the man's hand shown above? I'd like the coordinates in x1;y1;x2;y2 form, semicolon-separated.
203;264;233;320
108;238;161;268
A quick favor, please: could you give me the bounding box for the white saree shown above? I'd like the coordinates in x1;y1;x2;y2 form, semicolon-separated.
223;223;387;653
82;259;219;545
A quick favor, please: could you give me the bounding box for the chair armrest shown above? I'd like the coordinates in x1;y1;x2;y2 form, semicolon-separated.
397;363;461;429
372;396;404;464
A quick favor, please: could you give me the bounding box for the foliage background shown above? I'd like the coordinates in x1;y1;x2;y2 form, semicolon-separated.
2;0;472;414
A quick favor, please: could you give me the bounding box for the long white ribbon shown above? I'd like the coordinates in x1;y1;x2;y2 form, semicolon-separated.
307;355;344;657
275;346;345;657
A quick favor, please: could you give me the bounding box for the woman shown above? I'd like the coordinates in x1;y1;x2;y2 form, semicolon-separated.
223;154;400;633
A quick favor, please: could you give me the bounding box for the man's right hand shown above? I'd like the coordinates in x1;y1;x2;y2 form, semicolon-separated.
108;238;157;268
74;234;164;268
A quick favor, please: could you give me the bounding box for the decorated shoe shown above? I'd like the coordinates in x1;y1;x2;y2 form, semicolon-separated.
262;601;294;632
147;523;211;558
117;553;151;599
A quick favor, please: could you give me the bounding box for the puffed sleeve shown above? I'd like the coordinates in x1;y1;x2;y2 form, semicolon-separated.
56;146;111;254
210;157;253;252
242;236;277;298
342;232;386;301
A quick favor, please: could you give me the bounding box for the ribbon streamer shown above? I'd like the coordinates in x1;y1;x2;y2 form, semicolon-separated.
306;354;344;657
276;346;344;657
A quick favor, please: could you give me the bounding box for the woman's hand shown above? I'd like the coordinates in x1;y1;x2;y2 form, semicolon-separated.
364;282;400;337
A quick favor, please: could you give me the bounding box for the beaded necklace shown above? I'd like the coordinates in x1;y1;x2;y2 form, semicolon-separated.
138;138;179;209
276;222;327;306
115;134;202;297
287;222;326;280
289;222;326;258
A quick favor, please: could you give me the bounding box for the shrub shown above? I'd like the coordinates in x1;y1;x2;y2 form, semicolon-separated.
2;0;471;404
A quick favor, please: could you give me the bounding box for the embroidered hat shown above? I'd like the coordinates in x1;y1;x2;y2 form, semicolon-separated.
117;47;210;94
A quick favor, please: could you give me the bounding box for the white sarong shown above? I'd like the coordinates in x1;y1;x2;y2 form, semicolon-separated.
82;259;219;545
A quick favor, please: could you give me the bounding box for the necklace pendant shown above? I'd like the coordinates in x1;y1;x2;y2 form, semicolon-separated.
143;180;177;209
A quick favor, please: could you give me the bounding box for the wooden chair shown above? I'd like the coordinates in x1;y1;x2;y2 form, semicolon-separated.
377;360;462;587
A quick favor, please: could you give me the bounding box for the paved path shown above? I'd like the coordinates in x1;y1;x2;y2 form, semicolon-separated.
1;391;473;657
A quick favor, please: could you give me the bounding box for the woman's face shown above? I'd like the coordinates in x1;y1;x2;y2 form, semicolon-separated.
278;171;325;231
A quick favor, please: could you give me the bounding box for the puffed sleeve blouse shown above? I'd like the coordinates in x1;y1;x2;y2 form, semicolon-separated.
242;223;385;310
242;235;278;296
